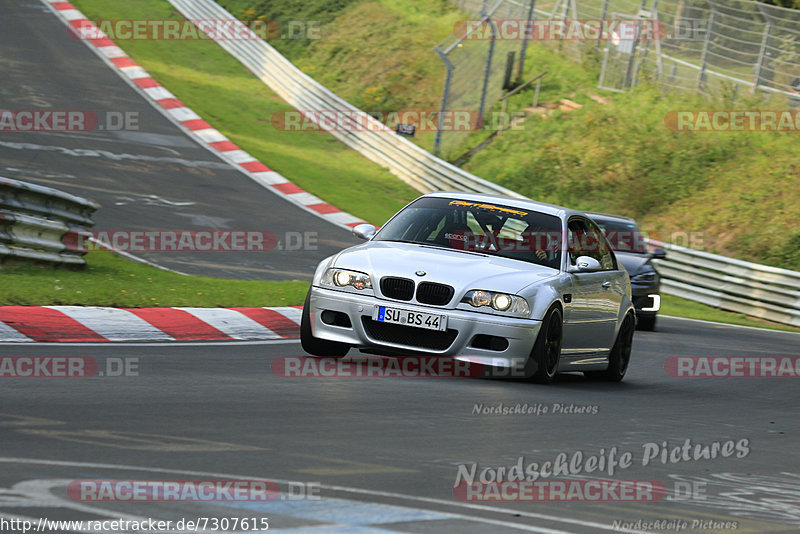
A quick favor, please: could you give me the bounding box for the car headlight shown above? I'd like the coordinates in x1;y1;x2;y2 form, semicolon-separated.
631;271;657;283
321;268;372;291
462;290;530;317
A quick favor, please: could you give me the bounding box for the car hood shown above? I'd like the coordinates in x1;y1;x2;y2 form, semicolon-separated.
333;241;558;296
615;252;656;276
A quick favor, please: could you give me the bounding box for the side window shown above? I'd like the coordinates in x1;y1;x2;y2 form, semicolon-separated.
586;219;616;271
567;219;586;265
569;218;616;270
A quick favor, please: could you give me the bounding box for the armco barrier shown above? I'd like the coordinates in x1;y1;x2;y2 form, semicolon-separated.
649;240;800;328
169;1;800;327
167;0;525;199
0;177;98;266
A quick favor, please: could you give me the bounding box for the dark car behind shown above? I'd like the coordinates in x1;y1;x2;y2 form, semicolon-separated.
588;212;665;331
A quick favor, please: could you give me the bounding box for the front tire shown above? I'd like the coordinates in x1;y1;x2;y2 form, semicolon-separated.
528;306;563;384
300;290;350;357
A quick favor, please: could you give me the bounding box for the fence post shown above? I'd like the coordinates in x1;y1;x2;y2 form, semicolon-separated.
517;0;536;81
697;8;715;91
625;19;643;89
503;51;516;90
753;22;772;90
434;47;454;156
640;0;660;71
478;17;498;129
597;0;610;49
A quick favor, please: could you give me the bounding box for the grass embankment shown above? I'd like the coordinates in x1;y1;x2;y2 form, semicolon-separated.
0;252;308;307
54;0;799;332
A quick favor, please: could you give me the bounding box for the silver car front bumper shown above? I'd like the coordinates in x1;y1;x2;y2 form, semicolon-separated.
308;286;541;370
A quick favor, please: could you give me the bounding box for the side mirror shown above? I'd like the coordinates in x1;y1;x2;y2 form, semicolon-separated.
352;223;377;241
568;256;602;273
651;248;667;259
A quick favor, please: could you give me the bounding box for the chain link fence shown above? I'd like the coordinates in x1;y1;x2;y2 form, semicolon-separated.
435;0;541;157
438;0;800;155
648;0;800;99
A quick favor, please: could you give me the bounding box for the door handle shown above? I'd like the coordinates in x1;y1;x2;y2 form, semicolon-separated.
602;281;611;289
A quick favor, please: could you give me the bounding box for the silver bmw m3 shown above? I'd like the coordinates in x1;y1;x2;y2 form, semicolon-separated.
301;192;636;383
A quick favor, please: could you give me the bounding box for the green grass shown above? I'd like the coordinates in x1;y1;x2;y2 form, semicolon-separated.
72;0;419;227
217;0;469;152
0;252;309;307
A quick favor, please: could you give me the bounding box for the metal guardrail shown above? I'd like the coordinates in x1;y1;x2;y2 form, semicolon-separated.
168;0;525;199
649;239;800;328
0;177;98;266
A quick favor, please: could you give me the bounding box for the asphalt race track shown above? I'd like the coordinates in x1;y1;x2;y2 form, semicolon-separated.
0;0;356;280
1;317;799;533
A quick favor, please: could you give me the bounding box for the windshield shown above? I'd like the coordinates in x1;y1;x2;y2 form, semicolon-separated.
374;197;563;269
591;217;648;254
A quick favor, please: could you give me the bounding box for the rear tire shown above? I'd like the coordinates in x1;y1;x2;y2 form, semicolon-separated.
587;313;635;382
300;290;350;357
527;306;563;384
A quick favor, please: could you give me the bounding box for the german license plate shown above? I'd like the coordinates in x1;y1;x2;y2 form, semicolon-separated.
374;306;447;331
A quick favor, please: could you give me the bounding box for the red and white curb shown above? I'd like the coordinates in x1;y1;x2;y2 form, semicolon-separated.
0;306;301;342
43;0;367;231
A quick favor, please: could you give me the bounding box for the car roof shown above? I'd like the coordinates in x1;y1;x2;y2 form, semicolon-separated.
424;191;587;220
585;211;638;224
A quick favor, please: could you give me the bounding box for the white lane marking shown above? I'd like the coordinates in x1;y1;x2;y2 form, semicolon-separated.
250;171;289;185
287;192;324;206
44;307;175;342
270;307;302;324
71;26;107;40
0;322;33;343
95;45;128;59
324;212;363;225
192;128;228;143
177;308;279;340
119;66;150;80
166;107;202;122
223;150;257;164
0;458;646;533
661;314;800;336
0;140;230;169
143;86;177;100
57;9;85;21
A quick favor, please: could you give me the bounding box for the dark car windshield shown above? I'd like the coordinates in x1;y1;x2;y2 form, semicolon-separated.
374;197;563;269
591;217;648;254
